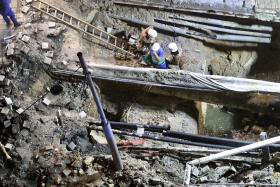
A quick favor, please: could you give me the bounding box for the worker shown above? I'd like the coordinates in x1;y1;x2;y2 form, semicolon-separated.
143;42;167;69
166;42;186;70
137;26;157;51
0;0;20;28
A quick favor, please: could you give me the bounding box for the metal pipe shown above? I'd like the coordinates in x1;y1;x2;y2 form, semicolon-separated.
155;18;272;38
169;16;273;32
110;15;259;47
188;135;280;166
163;131;280;152
90;121;170;133
89;126;234;150
77;52;123;170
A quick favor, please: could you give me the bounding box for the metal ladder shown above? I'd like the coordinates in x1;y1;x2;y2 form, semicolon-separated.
31;0;135;57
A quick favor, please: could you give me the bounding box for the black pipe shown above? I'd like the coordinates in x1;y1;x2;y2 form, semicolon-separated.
77;52;123;170
91;121;170;133
90;127;235;150
163;131;280;152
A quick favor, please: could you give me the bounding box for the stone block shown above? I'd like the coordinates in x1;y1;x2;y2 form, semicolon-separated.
16;108;24;114
6;49;14;56
89;130;107;144
79;111;87;119
44;57;52;65
3;120;11;128
48;22;56;28
62;169;72;177
42;98;51;106
4;97;12;105
21;46;30;54
45;51;54;58
21;6;30;14
21;35;30;43
26;0;33;4
83;156;94;166
42;42;49;50
4;143;14;150
0;75;5;82
67;142;76;151
7;43;15;49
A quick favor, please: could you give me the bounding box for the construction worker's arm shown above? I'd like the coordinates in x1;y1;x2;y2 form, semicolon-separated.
152;51;161;62
140;26;152;43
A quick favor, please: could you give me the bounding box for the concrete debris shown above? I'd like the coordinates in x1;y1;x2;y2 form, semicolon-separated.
26;0;33;4
42;42;49;50
67;141;76;151
79;111;87;119
21;35;30;43
48;22;56;28
3;120;11;128
89;130;107;144
1;108;10;115
21;6;30;14
83;156;94;166
0;75;5;82
4;97;13;105
4;143;14;150
44;56;52;65
43;98;51;106
16;108;24;114
62;168;72;177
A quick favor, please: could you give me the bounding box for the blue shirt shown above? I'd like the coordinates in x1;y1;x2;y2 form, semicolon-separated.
150;48;165;64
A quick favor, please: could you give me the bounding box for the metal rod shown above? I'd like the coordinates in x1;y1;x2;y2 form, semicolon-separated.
89;126;234;150
90;121;170;133
188;135;280;166
77;52;123;170
163;131;280;152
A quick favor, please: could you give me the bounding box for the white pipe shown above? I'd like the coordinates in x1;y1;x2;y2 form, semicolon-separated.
188;135;280;166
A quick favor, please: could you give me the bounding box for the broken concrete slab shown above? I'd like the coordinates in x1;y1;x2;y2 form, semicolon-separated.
89;130;107;144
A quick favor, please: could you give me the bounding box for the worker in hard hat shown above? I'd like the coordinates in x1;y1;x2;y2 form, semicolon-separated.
137;26;157;51
166;42;186;70
146;42;167;69
0;0;20;28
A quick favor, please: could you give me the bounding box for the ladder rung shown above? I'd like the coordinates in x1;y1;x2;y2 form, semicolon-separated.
107;35;110;43
70;17;73;24
38;2;42;9
84;25;88;32
114;38;117;46
100;32;102;38
62;13;65;21
54;9;57;17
